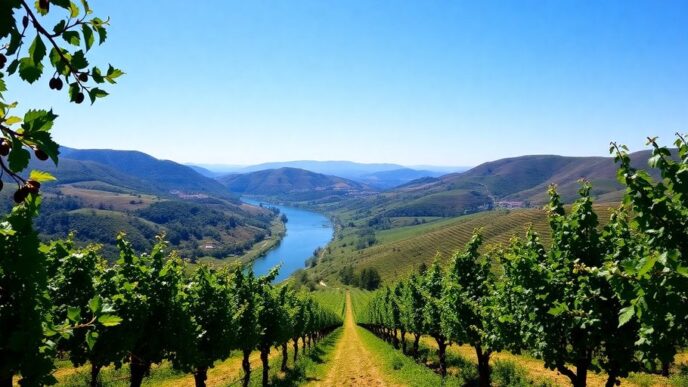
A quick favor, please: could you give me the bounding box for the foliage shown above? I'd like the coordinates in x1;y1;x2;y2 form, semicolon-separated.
1;1;121;384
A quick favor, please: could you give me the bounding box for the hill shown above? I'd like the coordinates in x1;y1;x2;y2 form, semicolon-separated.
355;168;446;189
199;160;465;189
326;150;659;224
60;147;233;199
313;205;616;283
218;167;376;203
2;148;280;261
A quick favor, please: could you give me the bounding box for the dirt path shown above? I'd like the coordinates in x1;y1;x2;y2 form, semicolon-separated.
319;291;389;386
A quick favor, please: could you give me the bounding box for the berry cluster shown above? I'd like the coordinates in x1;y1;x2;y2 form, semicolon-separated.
0;139;49;202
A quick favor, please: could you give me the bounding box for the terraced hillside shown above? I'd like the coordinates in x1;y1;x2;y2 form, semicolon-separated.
314;204;616;282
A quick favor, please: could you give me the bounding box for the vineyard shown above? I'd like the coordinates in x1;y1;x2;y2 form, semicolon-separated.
352;140;688;386
315;204;615;282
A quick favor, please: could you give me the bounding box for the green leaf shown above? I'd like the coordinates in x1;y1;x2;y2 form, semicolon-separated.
67;306;81;322
88;88;108;104
637;254;658;277
677;266;688;277
68;82;80;102
96;26;107;44
53;20;67;35
29;170;56;183
4;116;22;125
6;59;19;75
29;36;47;65
86;330;97;350
88;296;102;313
618;305;635;327
69;1;80;17
22;109;57;132
18;57;43;83
0;2;14;38
98;314;122;327
547;302;568;316
28;131;60;164
8;137;30;172
63;30;81;46
82;24;94;51
91;66;104;83
71;50;88;70
105;65;124;84
6;30;22;56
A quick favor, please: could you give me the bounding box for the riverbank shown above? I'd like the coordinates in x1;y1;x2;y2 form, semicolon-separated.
196;216;286;268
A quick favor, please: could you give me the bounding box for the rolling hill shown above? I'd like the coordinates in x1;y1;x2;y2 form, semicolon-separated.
314;205;617;283
60;147;233;199
196;160;465;189
328;150;660;224
2;147;279;261
218;167;376;203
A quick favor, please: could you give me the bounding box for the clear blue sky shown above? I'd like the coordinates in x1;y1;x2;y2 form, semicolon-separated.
9;0;688;166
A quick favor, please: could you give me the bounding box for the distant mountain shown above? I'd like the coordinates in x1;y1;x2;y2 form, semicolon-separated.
356;168;446;190
218;167;375;203
199;160;466;189
340;150;662;221
60;147;233;199
188;165;224;178
234;161;407;178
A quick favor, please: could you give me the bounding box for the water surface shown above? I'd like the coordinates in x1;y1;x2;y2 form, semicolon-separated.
242;198;333;282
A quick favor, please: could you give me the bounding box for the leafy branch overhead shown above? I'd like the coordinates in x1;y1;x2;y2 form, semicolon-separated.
0;0;122;202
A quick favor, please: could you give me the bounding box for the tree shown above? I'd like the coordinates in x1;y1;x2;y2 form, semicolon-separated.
442;233;497;387
422;260;449;377
174;267;236;387
232;267;277;387
405;273;426;358
255;276;288;387
0;198;55;386
608;136;688;375
112;235;190;387
500;184;638;387
44;238;121;387
394;281;409;354
359;267;381;290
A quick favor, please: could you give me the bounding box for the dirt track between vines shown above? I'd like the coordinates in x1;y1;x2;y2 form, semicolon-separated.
318;291;390;387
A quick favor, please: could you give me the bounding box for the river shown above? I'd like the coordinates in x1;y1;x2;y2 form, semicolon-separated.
242;198;333;282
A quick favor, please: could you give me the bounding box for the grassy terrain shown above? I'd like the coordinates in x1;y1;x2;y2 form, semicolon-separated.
356;327;455;386
310;289;347;318
314;205;616;282
52;327;343;386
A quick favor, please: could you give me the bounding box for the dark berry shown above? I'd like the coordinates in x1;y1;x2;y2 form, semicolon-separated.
74;92;85;104
22;16;29;29
0;54;6;70
34;148;49;161
78;72;88;82
0;140;10;156
14;187;29;203
49;77;63;90
39;0;49;11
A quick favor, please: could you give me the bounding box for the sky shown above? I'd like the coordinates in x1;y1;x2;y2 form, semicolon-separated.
8;0;688;166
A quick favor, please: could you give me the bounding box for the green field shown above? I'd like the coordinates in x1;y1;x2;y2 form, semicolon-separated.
314;205;616;282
